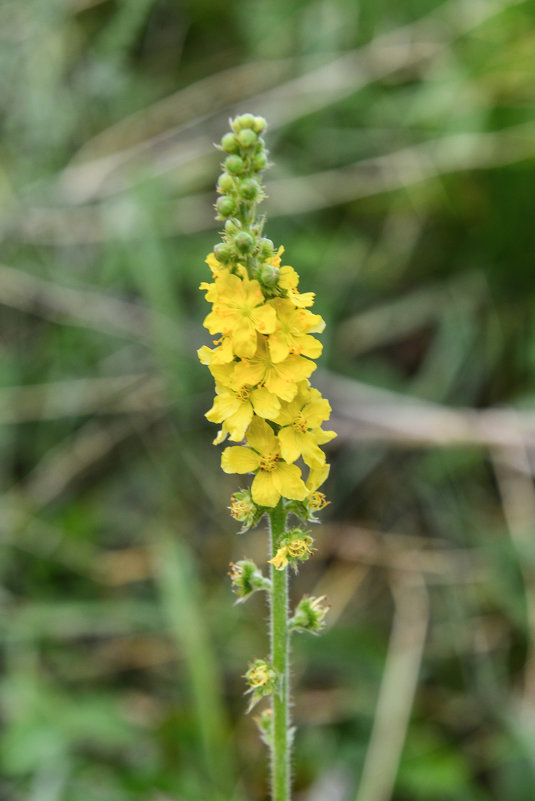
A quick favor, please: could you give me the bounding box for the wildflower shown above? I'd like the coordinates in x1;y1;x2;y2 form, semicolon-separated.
205;382;280;442
202;272;276;358
221;416;307;507
267;298;324;363
232;337;316;402
275;384;336;467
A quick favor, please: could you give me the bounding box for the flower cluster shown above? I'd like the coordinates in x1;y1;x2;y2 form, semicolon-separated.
198;115;336;511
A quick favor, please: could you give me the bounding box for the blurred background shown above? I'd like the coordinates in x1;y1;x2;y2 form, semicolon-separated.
1;0;535;799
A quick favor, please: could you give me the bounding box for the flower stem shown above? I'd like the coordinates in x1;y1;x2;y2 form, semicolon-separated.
269;500;291;801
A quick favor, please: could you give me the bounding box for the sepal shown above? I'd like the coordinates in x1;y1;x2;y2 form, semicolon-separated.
289;595;330;635
228;559;271;603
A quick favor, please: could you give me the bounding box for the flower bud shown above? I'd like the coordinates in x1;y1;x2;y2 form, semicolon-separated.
237;128;257;147
252;116;267;134
259;238;274;259
228;559;271;602
224;219;241;237
234;231;254;254
220;132;239;153
258;264;279;287
225;155;245;175
252;152;268;172
233;113;256;132
213;243;233;264
289;595;330;635
238;178;260;201
216;195;237;218
217;173;235;193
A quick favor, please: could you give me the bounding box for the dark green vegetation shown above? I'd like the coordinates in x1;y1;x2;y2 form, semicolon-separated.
2;0;535;799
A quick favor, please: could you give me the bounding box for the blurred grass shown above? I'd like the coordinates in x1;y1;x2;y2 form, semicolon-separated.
1;0;535;799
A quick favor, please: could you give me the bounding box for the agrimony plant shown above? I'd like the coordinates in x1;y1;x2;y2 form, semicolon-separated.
198;113;335;801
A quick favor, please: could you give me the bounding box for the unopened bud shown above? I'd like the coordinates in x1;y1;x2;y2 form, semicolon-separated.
258;264;279;287
217;173;235;193
221;132;239;153
252;152;268;172
213;243;233;264
238;128;257;147
252;116;267;134
235;231;255;254
225;155;245;175
233;113;256;132
238;178;260;201
216;195;237;218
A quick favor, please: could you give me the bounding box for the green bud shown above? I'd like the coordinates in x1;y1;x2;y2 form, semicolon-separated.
253;116;267;134
216;195;237;218
233;113;256;132
252;152;268;171
235;231;254;254
238;178;260;201
217;173;235;193
259;238;274;259
221;132;239;153
225;155;245;175
213;243;233;263
289;595;330;635
238;128;257;147
258;264;279;287
224;219;241;238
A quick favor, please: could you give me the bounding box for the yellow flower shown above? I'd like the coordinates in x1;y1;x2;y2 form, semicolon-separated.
267;298;324;363
232;338;316;402
278;265;315;308
202;273;276;358
275;385;336;467
206;382;280;442
221;416;307;507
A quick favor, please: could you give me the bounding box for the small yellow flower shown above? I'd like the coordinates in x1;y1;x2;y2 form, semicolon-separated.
221;416;307;507
206;382;281;442
267;298;324;363
232;338;316;402
202;273;276;358
275;384;336;467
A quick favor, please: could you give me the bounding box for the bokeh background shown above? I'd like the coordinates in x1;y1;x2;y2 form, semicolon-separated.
2;0;535;799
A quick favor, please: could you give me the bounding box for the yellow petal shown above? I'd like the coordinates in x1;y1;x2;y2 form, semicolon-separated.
306;464;330;491
273;462;307;501
314;428;337;445
231;319;258;358
264;369;298;402
251;471;280;506
226;403;253;442
268;332;290;363
279;265;299;290
303;399;331;427
269;547;289;570
278;427;302;464
251;303;277;334
205;394;241;424
250;387;280;419
246;416;278;455
221;446;259;474
300;436;326;469
299;334;323;360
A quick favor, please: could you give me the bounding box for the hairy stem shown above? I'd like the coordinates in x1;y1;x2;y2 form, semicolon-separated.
269;500;291;801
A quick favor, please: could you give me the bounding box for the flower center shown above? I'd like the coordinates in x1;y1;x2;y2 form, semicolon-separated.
259;453;279;472
235;385;251;401
291;412;308;433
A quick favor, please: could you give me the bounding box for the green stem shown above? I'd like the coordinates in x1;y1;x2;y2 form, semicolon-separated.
269;500;291;801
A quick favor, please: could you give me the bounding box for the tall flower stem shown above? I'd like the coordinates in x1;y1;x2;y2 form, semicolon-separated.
269;501;290;801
